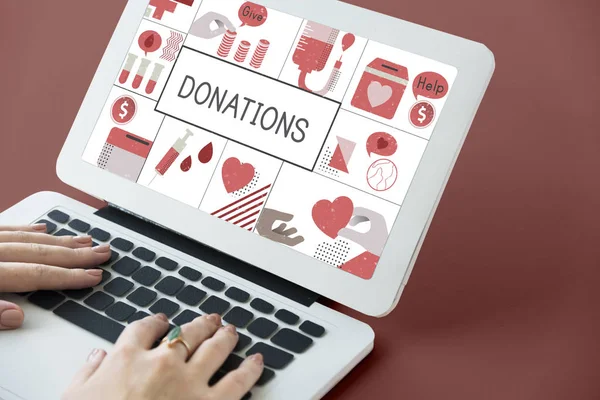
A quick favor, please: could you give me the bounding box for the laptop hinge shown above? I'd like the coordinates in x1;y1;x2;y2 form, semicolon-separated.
95;204;320;307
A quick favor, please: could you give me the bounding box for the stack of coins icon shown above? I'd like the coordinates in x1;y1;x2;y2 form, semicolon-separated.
217;30;237;58
234;40;251;63
250;39;270;69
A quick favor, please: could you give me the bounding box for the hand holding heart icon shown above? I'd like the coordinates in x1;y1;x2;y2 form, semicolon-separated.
312;196;354;239
338;207;389;256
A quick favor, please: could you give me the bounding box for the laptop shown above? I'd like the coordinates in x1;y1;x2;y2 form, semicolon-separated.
0;0;494;399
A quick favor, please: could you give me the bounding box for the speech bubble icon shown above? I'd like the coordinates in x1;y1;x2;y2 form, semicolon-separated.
239;2;268;27
366;132;398;157
138;30;162;56
412;71;449;100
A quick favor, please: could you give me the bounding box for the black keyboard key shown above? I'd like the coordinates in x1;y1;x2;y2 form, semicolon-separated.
256;368;276;386
55;228;76;237
101;250;119;266
84;292;115;311
111;237;134;252
271;328;313;353
68;219;90;233
54;300;124;343
99;270;112;284
149;298;180;318
29;291;65;310
127;287;157;307
246;343;293;370
112;256;140;276
132;266;161;286
104;277;134;297
178;266;202;281
207;361;254;400
132;247;155;262
275;309;299;325
155;256;178;271
225;287;250;303
36;219;57;234
199;296;230;315
176;286;206;306
105;301;136;322
89;228;110;242
155;276;184;296
299;320;325;338
220;353;244;371
202;276;225;292
247;318;278;339
173;309;201;325
209;369;226;386
250;298;274;314
63;288;93;300
48;210;69;224
128;311;150;324
224;307;254;328
217;352;274;386
234;332;252;352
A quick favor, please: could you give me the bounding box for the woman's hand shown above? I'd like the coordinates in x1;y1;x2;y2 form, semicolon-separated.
0;224;111;329
63;313;264;400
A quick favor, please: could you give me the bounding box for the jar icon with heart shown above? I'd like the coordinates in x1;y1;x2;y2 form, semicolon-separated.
351;58;409;120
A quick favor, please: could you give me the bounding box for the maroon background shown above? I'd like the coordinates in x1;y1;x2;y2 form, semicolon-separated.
1;1;599;399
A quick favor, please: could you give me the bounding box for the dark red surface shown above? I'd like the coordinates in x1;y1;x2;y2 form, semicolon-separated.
1;1;599;399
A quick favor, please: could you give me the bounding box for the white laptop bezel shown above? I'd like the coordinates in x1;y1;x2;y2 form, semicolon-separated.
57;0;494;317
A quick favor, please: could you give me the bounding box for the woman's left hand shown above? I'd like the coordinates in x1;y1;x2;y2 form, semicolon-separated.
0;224;111;330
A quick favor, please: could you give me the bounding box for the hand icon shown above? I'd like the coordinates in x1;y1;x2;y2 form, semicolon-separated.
256;209;305;247
190;12;236;39
339;207;388;256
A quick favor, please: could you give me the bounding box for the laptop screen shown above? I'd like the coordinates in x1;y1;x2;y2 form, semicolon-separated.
82;0;457;280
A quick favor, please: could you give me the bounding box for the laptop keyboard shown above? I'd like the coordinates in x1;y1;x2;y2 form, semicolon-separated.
24;208;327;399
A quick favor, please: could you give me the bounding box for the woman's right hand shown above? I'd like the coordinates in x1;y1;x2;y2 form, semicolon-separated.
0;224;111;330
63;313;264;400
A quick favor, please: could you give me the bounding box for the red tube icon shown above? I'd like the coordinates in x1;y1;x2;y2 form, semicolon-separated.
155;129;194;176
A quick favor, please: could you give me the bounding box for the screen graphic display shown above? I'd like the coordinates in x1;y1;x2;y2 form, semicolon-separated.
83;0;457;279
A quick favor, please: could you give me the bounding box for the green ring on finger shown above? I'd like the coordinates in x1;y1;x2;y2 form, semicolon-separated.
161;326;192;359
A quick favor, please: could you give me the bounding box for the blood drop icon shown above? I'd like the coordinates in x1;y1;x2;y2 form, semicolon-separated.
138;30;162;56
180;156;192;172
342;33;356;52
198;142;213;164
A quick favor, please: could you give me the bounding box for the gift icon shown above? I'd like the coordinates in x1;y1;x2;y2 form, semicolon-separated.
351;58;409;120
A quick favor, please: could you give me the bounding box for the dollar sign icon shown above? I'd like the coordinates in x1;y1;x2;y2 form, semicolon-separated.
119;101;130;120
111;95;137;125
418;106;427;124
409;101;436;129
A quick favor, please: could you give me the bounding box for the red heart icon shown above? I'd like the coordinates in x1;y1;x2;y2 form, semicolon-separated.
377;137;388;150
312;196;354;239
222;157;255;193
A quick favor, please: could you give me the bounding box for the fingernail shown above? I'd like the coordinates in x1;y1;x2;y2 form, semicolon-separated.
206;314;221;324
224;324;237;335
87;348;99;361
32;223;47;232
155;313;168;322
93;244;110;253
86;269;103;277
87;348;105;362
74;235;92;244
0;309;24;329
249;353;263;365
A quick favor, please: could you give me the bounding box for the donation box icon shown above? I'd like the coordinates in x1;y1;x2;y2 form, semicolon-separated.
351;58;409;120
